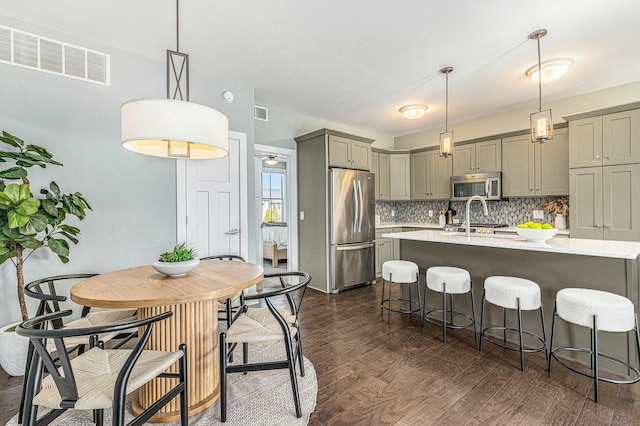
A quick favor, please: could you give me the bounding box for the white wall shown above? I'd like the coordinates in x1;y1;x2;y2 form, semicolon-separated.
0;16;256;325
255;103;396;149
395;81;640;149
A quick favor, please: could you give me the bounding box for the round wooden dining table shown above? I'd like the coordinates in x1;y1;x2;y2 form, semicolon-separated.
71;260;264;423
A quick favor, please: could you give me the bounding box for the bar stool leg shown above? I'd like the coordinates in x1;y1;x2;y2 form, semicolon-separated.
449;293;454;325
409;281;413;316
592;314;599;403
388;273;393;325
548;304;558;373
635;315;640;362
503;308;508;345
540;303;549;362
470;285;477;344
380;278;386;317
517;297;524;371
442;282;447;343
421;279;427;329
479;289;486;352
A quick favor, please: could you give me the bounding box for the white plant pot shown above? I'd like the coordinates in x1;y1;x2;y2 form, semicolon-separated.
555;214;567;230
0;321;29;376
151;258;200;277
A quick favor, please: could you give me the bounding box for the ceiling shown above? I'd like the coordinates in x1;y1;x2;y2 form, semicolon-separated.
2;0;640;137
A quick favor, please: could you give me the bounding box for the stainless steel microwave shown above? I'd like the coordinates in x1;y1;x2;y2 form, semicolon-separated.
451;172;502;200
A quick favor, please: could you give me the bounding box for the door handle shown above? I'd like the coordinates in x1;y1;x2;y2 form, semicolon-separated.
358;180;364;232
595;224;602;228
225;228;239;235
337;243;375;251
353;180;359;232
603;224;610;228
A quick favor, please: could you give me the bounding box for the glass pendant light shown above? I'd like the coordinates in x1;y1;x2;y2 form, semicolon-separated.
529;29;553;144
439;66;454;157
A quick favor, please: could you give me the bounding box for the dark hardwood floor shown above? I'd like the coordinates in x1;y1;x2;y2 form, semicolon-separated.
1;280;638;425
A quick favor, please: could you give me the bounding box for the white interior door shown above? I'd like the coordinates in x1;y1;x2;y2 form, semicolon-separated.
177;132;248;260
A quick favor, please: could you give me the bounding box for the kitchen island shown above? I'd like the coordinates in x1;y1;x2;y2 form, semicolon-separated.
382;229;640;375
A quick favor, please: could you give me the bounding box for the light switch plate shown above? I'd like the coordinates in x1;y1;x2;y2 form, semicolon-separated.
533;209;544;219
428;210;433;217
391;210;395;217
300;211;305;220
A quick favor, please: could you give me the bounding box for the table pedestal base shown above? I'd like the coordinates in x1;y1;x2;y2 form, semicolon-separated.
133;299;218;423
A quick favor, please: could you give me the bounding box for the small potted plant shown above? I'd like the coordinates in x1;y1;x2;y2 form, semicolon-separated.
541;197;569;230
152;243;199;277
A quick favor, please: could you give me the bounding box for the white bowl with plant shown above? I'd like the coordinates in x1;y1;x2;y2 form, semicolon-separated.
152;243;199;277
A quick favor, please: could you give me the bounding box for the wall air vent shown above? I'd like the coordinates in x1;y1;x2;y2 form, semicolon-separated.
0;25;110;85
254;105;269;121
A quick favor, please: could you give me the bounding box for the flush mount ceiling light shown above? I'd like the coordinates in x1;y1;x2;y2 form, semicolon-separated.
525;57;574;82
264;155;278;165
439;66;454;158
529;29;553;144
121;0;229;159
399;104;428;120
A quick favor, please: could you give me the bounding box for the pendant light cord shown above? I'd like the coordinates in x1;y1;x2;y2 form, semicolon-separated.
445;71;449;132
176;0;180;52
537;37;542;112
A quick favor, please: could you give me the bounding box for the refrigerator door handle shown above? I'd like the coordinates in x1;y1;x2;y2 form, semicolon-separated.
336;242;375;251
358;179;364;233
352;180;359;232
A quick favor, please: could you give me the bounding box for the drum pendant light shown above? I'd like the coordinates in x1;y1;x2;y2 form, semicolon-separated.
529;29;553;144
121;0;229;159
439;66;454;158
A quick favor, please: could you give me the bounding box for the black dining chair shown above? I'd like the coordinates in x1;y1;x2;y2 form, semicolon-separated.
17;310;188;426
18;274;138;424
219;271;311;422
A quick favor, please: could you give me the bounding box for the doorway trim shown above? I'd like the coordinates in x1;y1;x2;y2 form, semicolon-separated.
255;144;298;270
176;131;249;261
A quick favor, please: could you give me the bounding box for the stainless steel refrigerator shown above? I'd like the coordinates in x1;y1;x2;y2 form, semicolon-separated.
329;168;376;293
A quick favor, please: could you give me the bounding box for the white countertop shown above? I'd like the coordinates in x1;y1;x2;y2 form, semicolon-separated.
381;229;640;260
376;223;570;236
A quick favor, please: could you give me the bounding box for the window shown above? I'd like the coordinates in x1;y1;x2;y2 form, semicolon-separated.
262;171;285;222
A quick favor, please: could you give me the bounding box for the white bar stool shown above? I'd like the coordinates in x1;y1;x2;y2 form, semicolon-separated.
479;276;548;371
380;260;421;325
548;288;640;403
423;266;476;343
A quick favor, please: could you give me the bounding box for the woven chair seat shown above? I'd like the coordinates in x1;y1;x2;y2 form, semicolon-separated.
226;308;297;344
33;347;182;411
45;309;137;352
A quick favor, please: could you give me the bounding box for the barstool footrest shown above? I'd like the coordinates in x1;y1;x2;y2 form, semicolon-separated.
550;347;640;385
424;309;475;330
381;298;421;315
480;326;546;354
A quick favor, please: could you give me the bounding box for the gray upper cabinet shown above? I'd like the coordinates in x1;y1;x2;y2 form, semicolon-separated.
389;154;410;200
410;149;451;200
371;151;390;200
569;109;640;168
570;164;640;241
410;151;429;199
453;139;502;175
328;135;371;170
503;130;568;197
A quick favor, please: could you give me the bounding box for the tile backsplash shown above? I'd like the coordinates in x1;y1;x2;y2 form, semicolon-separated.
376;197;569;228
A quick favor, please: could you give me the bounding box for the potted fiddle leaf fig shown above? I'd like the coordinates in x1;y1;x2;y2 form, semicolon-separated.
0;131;91;375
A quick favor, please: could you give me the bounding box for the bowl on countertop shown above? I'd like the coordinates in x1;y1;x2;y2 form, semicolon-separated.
515;227;558;242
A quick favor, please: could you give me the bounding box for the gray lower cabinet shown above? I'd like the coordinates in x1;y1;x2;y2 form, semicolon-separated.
375;237;394;277
502;129;568;196
570;164;640;241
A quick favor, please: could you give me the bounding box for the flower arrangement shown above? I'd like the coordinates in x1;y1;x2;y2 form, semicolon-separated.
541;197;569;215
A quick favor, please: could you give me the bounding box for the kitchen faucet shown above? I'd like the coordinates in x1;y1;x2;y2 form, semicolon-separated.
465;195;489;238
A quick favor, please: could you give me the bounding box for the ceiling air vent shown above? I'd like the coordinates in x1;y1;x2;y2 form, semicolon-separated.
0;24;110;85
254;105;269;122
